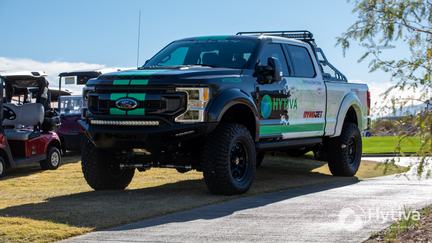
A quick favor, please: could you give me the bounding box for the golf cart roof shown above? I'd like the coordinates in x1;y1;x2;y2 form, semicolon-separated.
0;71;48;89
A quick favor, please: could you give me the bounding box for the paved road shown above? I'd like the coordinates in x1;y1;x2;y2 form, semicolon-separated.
66;158;432;243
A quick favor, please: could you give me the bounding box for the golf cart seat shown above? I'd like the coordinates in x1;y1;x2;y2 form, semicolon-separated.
3;103;44;141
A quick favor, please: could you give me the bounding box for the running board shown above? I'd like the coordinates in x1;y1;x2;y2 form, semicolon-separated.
256;137;322;151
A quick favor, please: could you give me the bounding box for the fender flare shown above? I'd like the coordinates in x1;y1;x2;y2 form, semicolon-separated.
332;92;364;137
206;88;260;139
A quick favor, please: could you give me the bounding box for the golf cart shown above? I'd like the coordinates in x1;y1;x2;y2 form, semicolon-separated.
57;95;84;153
55;68;129;152
56;70;106;152
0;71;62;178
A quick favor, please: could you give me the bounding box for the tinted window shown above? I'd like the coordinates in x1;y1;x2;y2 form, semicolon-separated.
258;44;289;77
145;39;259;69
285;45;315;78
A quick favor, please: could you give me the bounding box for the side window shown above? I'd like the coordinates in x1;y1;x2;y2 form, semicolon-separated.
285;45;316;78
258;44;290;77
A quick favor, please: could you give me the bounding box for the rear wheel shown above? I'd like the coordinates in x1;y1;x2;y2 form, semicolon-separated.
81;139;135;190
202;123;256;195
0;157;6;178
40;146;61;170
327;123;362;176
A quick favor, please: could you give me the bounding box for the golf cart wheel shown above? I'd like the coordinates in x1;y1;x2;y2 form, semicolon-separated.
40;146;61;170
202;123;256;195
0;156;6;178
81;139;135;190
327;123;362;176
256;152;265;168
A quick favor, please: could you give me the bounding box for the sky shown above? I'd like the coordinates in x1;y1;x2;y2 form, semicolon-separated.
0;0;419;110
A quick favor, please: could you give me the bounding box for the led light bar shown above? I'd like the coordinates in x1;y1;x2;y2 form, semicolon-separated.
90;120;160;126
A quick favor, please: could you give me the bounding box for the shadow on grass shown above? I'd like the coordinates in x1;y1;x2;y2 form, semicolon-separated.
0;155;359;232
2;154;81;180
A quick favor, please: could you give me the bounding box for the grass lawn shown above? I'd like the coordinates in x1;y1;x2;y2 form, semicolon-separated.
363;136;423;154
0;154;408;243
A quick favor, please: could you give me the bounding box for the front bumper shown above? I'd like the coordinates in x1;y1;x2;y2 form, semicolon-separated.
79;119;217;149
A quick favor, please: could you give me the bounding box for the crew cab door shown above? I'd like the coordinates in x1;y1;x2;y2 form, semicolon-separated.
255;43;291;139
280;44;326;139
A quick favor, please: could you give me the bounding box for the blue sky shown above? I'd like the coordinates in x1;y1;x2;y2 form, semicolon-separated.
0;0;409;106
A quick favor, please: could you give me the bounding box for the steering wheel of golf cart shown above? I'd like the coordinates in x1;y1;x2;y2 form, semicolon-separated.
3;106;16;120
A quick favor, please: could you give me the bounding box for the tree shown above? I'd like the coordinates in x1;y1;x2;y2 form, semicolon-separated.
338;0;431;175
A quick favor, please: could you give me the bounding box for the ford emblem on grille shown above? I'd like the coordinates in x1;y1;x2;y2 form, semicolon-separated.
116;98;138;110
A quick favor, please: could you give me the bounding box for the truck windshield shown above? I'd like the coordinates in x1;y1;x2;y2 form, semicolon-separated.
144;39;259;69
58;96;83;116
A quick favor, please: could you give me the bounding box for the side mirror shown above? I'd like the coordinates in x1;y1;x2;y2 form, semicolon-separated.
254;57;283;84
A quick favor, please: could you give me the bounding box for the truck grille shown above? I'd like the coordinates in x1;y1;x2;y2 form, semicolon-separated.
87;91;186;117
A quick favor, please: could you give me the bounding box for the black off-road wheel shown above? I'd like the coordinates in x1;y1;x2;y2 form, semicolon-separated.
40;146;61;170
81;139;135;190
202;123;256;195
327;123;362;176
256;152;265;168
0;157;6;178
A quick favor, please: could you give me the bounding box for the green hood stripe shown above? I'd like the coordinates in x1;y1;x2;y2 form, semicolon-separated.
113;80;130;85
260;123;324;135
130;79;149;85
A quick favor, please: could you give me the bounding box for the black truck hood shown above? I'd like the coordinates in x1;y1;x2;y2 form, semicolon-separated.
87;67;243;87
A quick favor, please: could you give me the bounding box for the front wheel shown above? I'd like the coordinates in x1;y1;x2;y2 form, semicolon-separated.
202;123;256;195
327;123;362;176
81;139;135;190
40;146;61;170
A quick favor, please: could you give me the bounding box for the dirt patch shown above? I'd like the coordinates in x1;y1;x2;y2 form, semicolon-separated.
366;206;432;243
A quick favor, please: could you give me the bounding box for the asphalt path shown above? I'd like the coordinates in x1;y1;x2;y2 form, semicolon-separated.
65;157;432;243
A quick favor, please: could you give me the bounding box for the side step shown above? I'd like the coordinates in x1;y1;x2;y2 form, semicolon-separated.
256;137;322;151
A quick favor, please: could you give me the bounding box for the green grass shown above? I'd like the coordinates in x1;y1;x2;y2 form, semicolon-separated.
363;136;422;154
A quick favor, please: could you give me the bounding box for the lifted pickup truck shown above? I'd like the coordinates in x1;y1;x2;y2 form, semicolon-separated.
80;30;370;195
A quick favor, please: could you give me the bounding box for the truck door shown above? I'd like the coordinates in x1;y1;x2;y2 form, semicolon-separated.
280;44;326;139
255;43;291;139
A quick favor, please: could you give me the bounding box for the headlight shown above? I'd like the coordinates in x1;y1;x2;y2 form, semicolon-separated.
175;87;210;122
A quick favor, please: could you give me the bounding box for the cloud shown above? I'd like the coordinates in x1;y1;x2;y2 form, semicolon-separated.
0;56;106;86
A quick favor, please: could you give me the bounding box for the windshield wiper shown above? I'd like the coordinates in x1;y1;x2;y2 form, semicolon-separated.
186;64;222;68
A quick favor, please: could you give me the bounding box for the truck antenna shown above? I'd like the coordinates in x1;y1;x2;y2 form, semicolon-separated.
136;10;142;68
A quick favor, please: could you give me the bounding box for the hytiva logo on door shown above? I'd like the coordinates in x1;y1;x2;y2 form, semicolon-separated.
260;94;298;119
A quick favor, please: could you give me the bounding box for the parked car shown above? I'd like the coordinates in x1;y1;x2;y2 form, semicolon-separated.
79;31;370;195
0;72;62;178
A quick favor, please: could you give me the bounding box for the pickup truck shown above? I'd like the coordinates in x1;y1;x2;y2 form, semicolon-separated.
80;30;370;195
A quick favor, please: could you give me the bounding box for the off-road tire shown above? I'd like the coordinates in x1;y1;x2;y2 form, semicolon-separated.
40;146;61;170
81;139;135;190
202;123;256;195
256;152;265;168
327;123;362;176
0;157;6;178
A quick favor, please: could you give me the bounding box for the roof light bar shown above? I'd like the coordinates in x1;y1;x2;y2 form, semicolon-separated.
90;120;160;126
